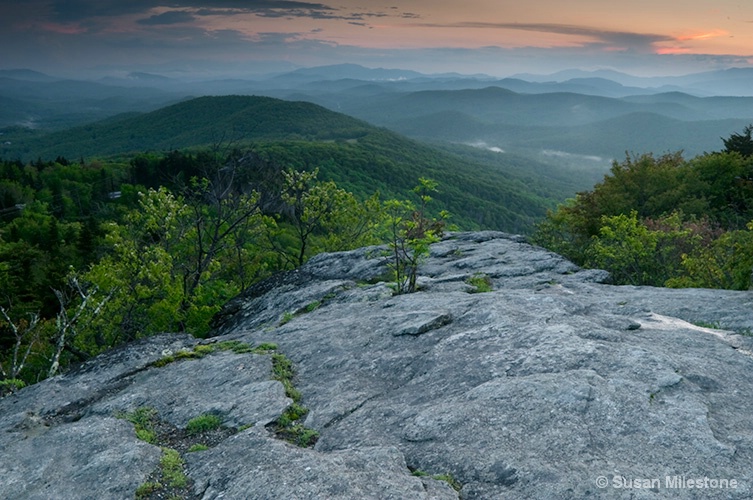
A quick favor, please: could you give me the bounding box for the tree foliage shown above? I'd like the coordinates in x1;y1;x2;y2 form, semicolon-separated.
532;126;753;289
1;149;429;384
385;178;449;294
722;124;753;157
81;182;268;347
272;168;383;267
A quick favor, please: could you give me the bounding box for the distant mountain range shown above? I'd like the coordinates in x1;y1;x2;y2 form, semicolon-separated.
318;86;753;158
511;67;753;97
1;62;752;194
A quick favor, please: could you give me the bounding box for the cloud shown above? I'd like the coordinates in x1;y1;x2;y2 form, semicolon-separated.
137;11;197;26
676;30;729;41
46;0;406;26
50;0;340;22
413;21;673;52
50;0;157;22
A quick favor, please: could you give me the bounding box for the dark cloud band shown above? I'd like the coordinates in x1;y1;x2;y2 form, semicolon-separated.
52;0;338;22
413;21;673;51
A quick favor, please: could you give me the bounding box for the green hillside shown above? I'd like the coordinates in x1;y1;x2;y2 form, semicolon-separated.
0;95;580;233
1;95;375;159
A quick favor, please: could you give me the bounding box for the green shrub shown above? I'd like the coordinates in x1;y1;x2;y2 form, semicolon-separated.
278;402;309;427
411;469;462;491
193;344;215;355
433;473;462;492
152;340;256;367
0;378;26;396
288;424;319;447
279;311;294;325
271;353;301;401
152;355;176;368
384;178;448;294
135;428;157;444
303;300;321;313
215;340;254;354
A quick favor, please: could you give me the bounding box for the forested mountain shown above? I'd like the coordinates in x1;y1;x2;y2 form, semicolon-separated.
1;94;586;233
3;64;753;164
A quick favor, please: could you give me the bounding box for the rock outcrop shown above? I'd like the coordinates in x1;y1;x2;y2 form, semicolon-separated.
2;232;753;499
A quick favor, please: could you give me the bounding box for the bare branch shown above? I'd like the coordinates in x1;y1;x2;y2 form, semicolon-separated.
47;278;111;378
0;306;42;380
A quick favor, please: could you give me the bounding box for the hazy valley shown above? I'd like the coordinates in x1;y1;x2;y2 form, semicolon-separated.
4;63;753;172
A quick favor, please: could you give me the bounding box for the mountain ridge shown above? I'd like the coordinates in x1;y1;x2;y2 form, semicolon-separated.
1;94;584;233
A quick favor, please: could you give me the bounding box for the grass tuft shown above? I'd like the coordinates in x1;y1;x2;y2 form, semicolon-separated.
116;406;158;444
159;448;188;489
186;413;223;436
466;273;493;293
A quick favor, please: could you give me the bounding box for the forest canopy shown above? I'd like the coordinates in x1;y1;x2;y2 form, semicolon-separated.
532;125;753;290
0;149;428;390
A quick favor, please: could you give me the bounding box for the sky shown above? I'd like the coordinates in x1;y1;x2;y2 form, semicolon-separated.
1;0;753;79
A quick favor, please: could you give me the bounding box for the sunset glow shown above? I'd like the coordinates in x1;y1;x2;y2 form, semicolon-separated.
1;1;752;77
677;30;729;41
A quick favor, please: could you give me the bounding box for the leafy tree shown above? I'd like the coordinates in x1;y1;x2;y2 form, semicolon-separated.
0;275;113;384
385;178;448;294
722;124;753;157
0;201;87;317
48;276;113;377
0;306;41;383
584;211;660;286
533;147;753;288
273;168;383;267
688;152;753;228
583;211;710;287
177;174;268;309
318;190;382;253
530;197;593;265
81;194;187;347
667;222;753;290
80;182;268;346
532;152;694;263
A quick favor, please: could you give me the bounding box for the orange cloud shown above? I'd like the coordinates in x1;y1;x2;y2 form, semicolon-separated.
676;29;728;41
655;47;693;55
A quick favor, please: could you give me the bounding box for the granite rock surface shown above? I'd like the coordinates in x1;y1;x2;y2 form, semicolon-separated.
2;232;752;499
